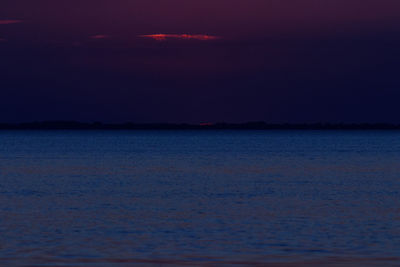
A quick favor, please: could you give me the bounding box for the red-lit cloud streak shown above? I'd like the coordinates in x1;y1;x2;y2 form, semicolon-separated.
139;34;220;41
0;20;23;25
90;34;110;39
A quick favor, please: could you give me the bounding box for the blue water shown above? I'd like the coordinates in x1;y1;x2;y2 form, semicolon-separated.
0;130;400;266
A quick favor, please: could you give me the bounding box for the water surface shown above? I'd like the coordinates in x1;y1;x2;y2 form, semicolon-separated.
0;130;400;266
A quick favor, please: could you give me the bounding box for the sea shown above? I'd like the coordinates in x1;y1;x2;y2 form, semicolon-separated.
0;130;399;266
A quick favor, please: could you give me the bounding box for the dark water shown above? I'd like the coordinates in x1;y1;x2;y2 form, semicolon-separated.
1;131;400;266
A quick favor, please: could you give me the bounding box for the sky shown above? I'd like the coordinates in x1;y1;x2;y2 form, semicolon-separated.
1;0;400;123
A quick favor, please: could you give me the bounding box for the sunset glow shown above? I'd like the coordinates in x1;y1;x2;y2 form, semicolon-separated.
139;34;220;41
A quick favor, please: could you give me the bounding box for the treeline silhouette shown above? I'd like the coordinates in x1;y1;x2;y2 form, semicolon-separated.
0;121;400;130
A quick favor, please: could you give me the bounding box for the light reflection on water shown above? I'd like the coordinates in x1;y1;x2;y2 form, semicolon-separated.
0;130;400;266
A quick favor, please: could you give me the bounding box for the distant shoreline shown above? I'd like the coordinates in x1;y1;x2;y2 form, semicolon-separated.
1;121;400;130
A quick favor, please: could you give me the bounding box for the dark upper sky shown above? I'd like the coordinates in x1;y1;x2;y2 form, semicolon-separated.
1;0;400;123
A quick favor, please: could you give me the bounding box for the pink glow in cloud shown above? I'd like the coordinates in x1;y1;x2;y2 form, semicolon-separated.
0;20;23;25
0;38;6;42
139;34;220;41
90;34;110;39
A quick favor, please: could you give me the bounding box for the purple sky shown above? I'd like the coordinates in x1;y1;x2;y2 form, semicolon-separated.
1;0;400;123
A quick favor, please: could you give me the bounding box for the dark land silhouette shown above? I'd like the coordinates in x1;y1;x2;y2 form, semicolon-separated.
1;121;400;130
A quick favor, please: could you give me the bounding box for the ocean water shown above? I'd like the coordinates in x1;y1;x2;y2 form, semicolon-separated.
0;130;400;266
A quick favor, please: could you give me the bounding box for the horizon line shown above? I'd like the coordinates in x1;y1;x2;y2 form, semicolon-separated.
1;121;400;130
